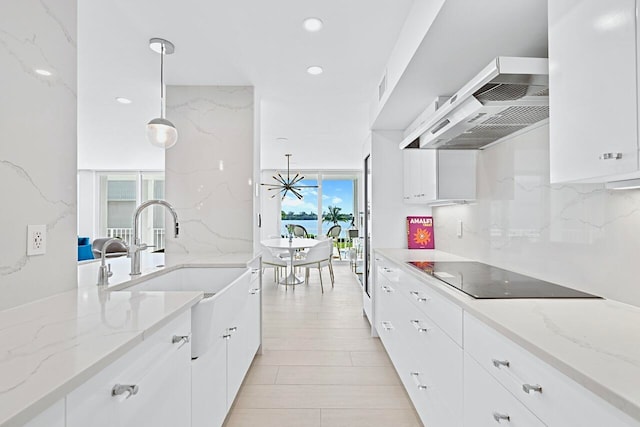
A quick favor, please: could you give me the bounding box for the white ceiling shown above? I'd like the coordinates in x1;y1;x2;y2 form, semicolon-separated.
77;0;415;171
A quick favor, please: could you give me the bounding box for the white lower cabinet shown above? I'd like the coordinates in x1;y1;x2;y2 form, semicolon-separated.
192;268;262;427
375;257;463;427
192;334;227;427
375;255;640;427
67;311;192;427
464;312;639;427
464;353;545;426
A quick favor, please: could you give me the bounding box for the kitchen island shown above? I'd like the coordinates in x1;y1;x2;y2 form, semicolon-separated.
0;251;258;427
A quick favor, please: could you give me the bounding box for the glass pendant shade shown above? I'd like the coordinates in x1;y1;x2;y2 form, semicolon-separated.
146;118;178;148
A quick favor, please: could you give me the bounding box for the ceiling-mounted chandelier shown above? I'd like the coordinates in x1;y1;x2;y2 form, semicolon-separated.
261;154;318;199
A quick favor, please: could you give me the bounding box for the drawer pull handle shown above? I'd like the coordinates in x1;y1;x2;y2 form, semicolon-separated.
492;412;510;423
410;372;428;390
381;285;394;293
380;321;394;331
228;326;238;332
112;384;139;399
383;267;392;272
409;291;429;302
249;288;260;295
223;334;232;340
522;383;542;394
172;335;190;345
491;359;510;369
410;319;430;333
599;152;622;160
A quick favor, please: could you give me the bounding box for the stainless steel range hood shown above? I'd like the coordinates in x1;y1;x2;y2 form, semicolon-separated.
399;57;549;150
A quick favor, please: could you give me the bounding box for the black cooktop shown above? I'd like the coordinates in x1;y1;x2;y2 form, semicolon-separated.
407;261;601;299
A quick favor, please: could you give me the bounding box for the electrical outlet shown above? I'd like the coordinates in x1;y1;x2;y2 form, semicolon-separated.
27;225;47;256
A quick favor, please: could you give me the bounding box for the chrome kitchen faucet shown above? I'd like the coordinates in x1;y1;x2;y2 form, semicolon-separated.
129;199;179;276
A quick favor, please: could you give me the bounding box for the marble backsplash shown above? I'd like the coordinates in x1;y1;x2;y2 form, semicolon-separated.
0;1;77;310
433;124;640;307
165;86;254;257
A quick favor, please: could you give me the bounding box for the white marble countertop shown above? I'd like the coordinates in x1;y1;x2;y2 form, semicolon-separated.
0;250;258;426
376;248;640;422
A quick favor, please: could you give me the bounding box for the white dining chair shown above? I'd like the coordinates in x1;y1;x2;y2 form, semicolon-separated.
292;239;334;293
261;244;288;287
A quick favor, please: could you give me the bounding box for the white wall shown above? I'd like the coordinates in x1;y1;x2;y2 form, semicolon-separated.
165;86;254;257
260;99;366;171
434;124;640;307
367;131;431;249
0;0;77;310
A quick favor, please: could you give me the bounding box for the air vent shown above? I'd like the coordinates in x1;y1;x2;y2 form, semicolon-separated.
481;106;549;125
474;83;529;102
378;73;387;101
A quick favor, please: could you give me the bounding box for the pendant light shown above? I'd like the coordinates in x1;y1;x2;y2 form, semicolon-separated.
146;38;178;149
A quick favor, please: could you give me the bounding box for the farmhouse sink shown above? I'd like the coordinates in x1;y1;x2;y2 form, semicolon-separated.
118;266;251;358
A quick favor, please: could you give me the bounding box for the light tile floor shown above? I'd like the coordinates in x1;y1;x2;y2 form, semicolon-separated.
224;263;423;427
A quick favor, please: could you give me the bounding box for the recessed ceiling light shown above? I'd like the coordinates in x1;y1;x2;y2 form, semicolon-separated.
303;17;323;32
307;66;323;75
34;69;52;76
115;97;132;104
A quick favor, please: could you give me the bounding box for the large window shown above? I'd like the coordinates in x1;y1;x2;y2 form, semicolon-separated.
281;177;318;237
320;177;355;237
278;173;358;239
99;172;165;250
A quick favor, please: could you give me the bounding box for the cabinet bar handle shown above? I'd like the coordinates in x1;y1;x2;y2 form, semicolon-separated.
492;412;510;423
600;152;622;160
228;326;238;332
112;384;139;399
522;383;542;394
410;372;428;390
249;288;260;295
380;321;394;331
410;319;430;333
381;285;394;293
223;334;231;340
491;359;510;369
172;335;190;345
409;291;429;302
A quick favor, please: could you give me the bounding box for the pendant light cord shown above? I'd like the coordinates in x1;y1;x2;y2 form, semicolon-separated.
160;43;166;118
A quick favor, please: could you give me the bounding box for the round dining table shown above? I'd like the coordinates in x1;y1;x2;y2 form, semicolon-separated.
261;238;319;285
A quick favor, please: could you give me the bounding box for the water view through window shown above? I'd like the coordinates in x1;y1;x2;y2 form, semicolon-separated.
281;177;355;238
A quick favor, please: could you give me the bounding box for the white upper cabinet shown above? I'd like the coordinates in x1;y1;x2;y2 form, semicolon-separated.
549;0;639;183
403;149;476;204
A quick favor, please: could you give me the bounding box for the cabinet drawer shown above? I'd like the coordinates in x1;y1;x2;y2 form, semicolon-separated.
400;272;463;345
67;310;192;427
464;353;545;427
376;280;405;363
397;362;462;427
396;298;463;417
464;313;639;427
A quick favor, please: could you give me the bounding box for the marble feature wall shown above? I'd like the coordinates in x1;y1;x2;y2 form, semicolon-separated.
433;124;640;307
0;1;77;310
165;86;254;256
